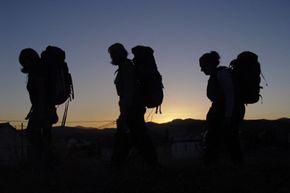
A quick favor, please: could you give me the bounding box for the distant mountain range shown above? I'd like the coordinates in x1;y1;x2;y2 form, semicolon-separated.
51;118;290;146
54;118;290;133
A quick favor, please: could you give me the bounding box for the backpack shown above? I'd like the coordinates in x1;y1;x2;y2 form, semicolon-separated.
131;45;164;113
229;51;262;104
41;46;74;105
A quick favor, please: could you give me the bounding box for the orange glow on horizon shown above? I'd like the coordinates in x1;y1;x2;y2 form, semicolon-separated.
144;109;205;124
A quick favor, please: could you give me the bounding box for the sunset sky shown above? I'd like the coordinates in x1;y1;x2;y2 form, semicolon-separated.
1;0;290;128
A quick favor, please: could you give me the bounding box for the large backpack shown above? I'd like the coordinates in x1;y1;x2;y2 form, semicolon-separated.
131;45;164;113
41;46;74;105
229;51;262;104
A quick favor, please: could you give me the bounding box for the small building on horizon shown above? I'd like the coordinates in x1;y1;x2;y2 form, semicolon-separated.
0;122;28;166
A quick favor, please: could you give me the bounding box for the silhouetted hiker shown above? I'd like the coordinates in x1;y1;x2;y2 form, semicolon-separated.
108;43;160;169
19;48;58;169
199;51;245;166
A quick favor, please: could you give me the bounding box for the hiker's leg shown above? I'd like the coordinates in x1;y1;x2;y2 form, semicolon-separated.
111;118;132;166
203;112;222;166
129;110;159;167
26;115;42;149
225;104;245;165
42;124;52;144
225;121;243;165
26;115;43;168
41;122;56;168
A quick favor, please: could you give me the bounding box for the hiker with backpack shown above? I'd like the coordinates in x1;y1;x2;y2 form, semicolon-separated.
19;46;73;169
19;48;58;168
108;43;160;169
199;51;245;166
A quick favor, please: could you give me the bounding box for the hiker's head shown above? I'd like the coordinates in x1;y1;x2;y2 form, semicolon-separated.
108;43;128;65
199;51;220;75
19;48;40;73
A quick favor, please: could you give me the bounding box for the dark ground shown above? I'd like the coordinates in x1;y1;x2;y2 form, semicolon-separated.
1;118;290;193
1;144;290;193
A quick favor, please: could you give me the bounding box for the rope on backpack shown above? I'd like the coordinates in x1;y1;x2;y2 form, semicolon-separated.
61;100;70;127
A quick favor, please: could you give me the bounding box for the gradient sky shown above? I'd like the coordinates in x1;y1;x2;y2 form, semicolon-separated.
1;0;290;128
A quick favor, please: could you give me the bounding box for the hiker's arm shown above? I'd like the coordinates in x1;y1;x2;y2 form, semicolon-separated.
30;76;46;121
36;77;46;111
119;64;135;117
217;70;234;118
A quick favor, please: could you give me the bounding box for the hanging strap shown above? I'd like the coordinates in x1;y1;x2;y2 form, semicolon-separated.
61;100;70;127
155;105;162;114
261;72;268;87
25;105;34;120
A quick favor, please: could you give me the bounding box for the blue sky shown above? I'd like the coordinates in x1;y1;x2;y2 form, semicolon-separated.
1;0;290;128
